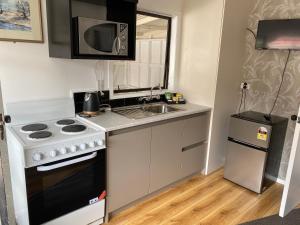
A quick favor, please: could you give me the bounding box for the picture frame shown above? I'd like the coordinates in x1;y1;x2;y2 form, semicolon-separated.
0;0;43;43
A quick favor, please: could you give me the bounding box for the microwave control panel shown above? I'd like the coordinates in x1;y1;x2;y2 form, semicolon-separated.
119;23;128;55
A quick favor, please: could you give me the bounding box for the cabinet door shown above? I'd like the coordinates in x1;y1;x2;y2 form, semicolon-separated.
150;120;184;193
107;128;151;212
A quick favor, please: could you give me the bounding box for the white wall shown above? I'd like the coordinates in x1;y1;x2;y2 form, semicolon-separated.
177;0;225;107
206;0;257;173
177;0;257;174
0;0;183;105
0;1;100;104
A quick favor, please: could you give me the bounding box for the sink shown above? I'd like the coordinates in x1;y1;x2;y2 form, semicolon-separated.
113;103;183;120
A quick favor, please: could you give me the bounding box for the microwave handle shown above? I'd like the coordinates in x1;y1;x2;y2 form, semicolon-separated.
115;36;121;55
37;152;97;172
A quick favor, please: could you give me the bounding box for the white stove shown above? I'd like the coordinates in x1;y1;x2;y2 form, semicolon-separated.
9;117;105;168
5;98;106;225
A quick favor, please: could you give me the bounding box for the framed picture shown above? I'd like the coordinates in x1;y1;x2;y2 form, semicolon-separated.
0;0;43;43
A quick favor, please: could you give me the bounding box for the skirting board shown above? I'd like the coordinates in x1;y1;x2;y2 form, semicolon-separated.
265;173;285;185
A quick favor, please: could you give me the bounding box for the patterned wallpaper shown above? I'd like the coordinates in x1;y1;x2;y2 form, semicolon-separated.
243;0;300;180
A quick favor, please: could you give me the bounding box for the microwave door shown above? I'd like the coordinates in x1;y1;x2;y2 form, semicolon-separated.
79;22;118;55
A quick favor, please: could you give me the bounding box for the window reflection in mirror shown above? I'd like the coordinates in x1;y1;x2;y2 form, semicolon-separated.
112;12;171;93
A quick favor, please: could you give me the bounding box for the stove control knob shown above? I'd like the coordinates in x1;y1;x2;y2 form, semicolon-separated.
70;145;77;153
33;153;43;161
60;148;67;155
96;140;104;146
80;143;87;150
88;142;95;148
49;150;58;158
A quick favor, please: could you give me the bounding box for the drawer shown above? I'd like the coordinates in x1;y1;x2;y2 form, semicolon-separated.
181;142;206;178
181;113;210;147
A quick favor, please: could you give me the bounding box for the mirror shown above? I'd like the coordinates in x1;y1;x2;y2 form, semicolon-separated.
111;12;171;93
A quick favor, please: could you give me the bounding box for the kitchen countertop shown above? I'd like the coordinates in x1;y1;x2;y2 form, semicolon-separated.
80;103;211;132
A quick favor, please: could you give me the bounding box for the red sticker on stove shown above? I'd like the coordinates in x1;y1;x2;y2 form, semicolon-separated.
98;191;107;200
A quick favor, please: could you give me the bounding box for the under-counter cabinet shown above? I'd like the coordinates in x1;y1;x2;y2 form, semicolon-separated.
150;120;184;192
107;128;151;212
107;113;210;213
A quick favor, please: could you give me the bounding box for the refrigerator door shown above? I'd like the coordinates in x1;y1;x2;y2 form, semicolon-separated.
229;117;272;149
224;140;267;193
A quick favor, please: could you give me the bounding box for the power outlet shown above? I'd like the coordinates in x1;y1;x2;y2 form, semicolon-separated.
240;82;250;90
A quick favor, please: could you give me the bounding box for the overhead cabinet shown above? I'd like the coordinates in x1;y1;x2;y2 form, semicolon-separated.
46;0;138;60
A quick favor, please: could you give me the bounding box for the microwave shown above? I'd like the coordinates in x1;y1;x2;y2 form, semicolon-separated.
73;17;129;56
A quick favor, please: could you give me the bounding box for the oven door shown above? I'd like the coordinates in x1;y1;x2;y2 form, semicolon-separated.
76;17;128;56
25;150;106;225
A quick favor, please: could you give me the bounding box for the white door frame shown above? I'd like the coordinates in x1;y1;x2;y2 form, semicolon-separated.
279;107;300;217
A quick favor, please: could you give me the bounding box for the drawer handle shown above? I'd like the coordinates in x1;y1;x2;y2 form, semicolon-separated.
182;141;206;152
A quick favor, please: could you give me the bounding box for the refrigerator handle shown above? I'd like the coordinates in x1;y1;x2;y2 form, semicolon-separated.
228;137;268;152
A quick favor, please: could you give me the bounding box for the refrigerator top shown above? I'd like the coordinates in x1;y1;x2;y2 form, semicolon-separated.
232;111;288;126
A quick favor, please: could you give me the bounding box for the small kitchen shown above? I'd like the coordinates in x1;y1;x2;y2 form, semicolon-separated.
1;0;300;225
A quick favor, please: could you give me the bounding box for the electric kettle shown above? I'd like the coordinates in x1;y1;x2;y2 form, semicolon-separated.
83;92;100;116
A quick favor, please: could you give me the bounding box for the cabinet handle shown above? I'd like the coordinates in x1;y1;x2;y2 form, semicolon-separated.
0;113;4;140
182;141;206;152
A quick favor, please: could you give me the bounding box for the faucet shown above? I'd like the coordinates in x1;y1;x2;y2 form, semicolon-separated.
139;84;162;103
150;84;162;101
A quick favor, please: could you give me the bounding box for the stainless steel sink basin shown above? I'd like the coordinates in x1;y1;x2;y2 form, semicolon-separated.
143;104;179;114
113;103;183;120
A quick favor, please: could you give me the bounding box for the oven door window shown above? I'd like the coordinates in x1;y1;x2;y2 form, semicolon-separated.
25;150;106;225
84;24;117;53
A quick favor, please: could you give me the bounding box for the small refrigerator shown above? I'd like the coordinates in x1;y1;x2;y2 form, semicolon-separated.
224;111;288;193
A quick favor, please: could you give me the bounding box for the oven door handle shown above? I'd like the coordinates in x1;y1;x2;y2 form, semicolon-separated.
37;152;98;172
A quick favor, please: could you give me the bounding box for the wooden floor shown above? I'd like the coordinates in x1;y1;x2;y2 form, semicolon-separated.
106;169;284;225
